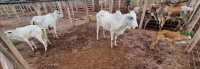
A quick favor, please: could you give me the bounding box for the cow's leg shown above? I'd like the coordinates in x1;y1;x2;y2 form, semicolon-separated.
103;29;105;38
36;34;48;51
144;16;151;29
150;35;161;49
30;39;37;50
97;24;100;40
110;31;114;48
170;41;175;52
43;29;51;44
175;19;181;30
159;18;166;30
24;39;34;51
114;34;119;46
53;25;58;38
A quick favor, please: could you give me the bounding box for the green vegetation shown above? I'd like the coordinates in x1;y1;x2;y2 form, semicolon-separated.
12;40;20;46
181;31;195;38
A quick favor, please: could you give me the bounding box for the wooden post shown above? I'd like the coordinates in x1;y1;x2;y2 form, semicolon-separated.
12;7;21;21
69;1;75;18
111;0;113;13
0;28;31;69
57;1;64;17
189;0;197;7
188;0;200;23
92;0;95;11
42;2;48;14
67;5;73;27
18;4;25;16
85;0;89;19
100;0;103;10
3;6;10;17
186;27;200;53
28;3;33;12
105;0;108;10
137;0;140;7
33;3;42;15
139;0;148;29
48;2;53;12
0;7;4;15
186;8;200;32
118;0;121;10
61;1;68;16
74;1;78;12
0;51;14;69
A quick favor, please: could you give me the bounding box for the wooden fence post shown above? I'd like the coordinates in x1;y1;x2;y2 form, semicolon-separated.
12;6;21;21
92;0;95;11
188;0;200;23
0;7;4;15
118;0;121;10
18;4;25;16
69;1;75;18
186;8;200;32
0;51;14;69
61;1;68;16
139;0;148;29
42;2;48;14
66;3;73;27
186;27;200;53
0;28;30;69
3;5;10;17
85;0;89;19
57;1;64;17
189;0;197;7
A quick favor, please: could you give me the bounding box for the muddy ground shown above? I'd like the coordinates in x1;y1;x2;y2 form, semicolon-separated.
0;11;198;69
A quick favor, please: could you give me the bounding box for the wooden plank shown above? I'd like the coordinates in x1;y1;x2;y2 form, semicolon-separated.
66;4;73;27
57;1;63;17
0;28;30;69
61;1;68;16
18;4;26;15
69;1;75;18
0;6;3;15
0;51;14;69
139;0;148;29
186;8;200;32
186;27;200;53
137;0;140;7
42;2;48;14
48;2;53;12
74;1;78;12
12;6;21;21
85;0;89;20
3;6;10;17
92;0;95;11
189;0;197;7
118;0;121;10
188;0;200;23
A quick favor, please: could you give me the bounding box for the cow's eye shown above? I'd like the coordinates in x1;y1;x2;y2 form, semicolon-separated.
8;32;12;34
130;17;133;19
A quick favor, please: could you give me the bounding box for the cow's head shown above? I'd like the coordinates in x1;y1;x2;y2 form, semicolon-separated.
53;10;63;18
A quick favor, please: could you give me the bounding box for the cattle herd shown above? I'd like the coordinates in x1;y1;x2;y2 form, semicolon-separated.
3;0;192;52
133;0;193;30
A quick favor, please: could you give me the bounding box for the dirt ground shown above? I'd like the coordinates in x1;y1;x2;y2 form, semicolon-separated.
0;11;197;69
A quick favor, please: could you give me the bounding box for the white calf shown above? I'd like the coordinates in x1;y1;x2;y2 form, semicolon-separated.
30;10;63;38
96;10;138;48
4;25;48;51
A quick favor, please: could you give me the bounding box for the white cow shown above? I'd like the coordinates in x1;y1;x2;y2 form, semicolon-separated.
30;10;63;39
96;10;138;48
4;25;48;51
